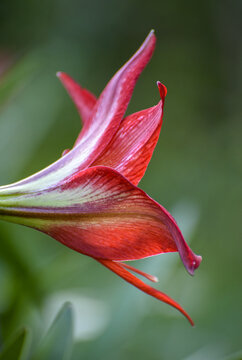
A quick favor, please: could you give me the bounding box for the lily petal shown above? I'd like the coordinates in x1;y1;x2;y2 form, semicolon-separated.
58;78;165;186
57;71;96;128
98;259;194;325
0;166;200;323
0;166;201;275
92;82;166;185
58;30;155;149
72;30;156;148
1;31;156;193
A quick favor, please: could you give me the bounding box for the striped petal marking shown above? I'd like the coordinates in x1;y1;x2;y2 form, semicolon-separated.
0;166;201;324
59;76;166;186
57;64;166;186
0;31;202;325
0;30;156;194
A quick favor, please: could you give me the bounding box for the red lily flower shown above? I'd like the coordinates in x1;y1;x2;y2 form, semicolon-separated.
0;31;201;325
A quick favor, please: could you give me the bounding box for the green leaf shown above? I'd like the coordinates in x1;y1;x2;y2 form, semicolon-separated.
0;328;30;360
33;302;73;360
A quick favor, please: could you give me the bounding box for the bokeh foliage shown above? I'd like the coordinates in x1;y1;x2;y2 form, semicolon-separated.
0;0;241;359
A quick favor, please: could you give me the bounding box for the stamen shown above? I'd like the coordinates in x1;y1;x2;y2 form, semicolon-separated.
118;262;159;283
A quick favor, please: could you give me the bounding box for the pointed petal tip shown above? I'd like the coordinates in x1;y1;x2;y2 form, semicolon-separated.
147;29;155;39
61;148;70;157
157;81;167;100
56;72;71;82
189;317;195;327
147;29;155;37
187;254;202;276
142;29;156;49
98;259;195;326
56;71;68;81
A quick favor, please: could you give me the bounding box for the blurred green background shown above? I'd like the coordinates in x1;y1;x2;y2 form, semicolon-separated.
0;0;241;359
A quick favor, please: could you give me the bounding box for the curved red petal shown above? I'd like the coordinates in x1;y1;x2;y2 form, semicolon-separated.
0;166;201;275
59;31;156;152
92;82;167;185
57;71;97;129
72;30;156;149
2;31;156;192
98;259;194;325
